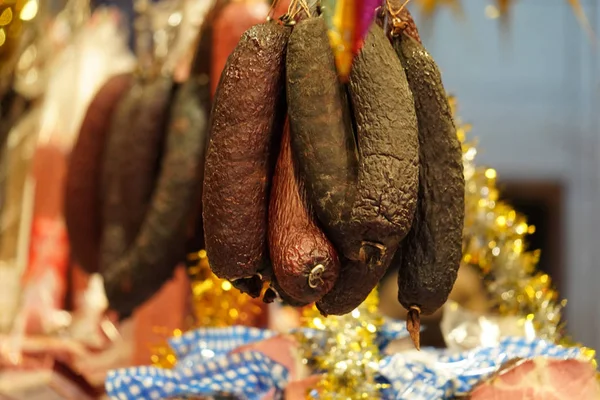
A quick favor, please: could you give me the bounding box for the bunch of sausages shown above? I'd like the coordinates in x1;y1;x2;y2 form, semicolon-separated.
64;0;464;347
64;0;287;320
203;5;464;346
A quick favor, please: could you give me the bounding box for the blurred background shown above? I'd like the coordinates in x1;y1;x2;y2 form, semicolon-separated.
420;0;599;350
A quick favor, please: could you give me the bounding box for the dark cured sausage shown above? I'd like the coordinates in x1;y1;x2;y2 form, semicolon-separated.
65;74;132;274
202;22;290;297
100;77;174;317
103;76;210;317
268;121;340;304
185;0;293;255
286;16;358;258
392;33;464;349
345;22;418;262
315;22;419;316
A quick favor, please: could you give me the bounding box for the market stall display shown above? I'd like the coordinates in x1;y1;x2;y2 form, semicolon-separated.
0;0;596;398
105;295;599;400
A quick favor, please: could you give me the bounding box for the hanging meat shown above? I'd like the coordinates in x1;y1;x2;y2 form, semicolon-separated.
287;14;419;315
203;20;290;297
268;121;340;305
65;73;133;274
391;26;464;349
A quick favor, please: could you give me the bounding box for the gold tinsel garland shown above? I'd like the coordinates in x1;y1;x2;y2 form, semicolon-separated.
150;250;263;369
453;96;562;340
451;97;596;363
298;289;387;400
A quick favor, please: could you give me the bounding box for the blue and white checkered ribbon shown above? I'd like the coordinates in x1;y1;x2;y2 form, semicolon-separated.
106;326;282;400
378;336;588;400
169;326;276;359
105;323;408;400
377;317;413;349
106;350;289;400
105;325;586;400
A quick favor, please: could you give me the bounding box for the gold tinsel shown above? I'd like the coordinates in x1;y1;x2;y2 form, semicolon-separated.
451;96;596;365
186;250;263;328
150;250;263;369
0;0;39;67
452;95;560;339
298;289;387;400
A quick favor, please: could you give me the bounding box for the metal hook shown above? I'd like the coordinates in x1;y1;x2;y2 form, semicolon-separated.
308;264;325;289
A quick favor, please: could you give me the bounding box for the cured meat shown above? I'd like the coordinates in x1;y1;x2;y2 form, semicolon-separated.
392;32;464;348
315;22;419;316
102;77;210;317
470;358;600;400
268;122;340;304
65;74;133;274
286;16;357;260
100;77;173;272
345;22;418;263
202;22;290;296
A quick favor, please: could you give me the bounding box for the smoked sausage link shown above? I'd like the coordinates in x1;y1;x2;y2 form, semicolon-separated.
316;23;419;316
268;122;340;304
286;17;358;257
203;22;290;297
65;74;132;274
103;77;210;317
393;33;465;317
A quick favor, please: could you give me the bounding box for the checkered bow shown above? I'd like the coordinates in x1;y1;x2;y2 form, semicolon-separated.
105;325;585;400
105;321;409;400
106;326;283;400
378;337;588;400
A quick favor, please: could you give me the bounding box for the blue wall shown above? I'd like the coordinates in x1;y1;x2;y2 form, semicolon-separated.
414;0;600;349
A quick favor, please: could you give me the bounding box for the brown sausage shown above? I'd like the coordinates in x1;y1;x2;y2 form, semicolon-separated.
102;76;210;317
315;22;419;316
100;76;174;314
268;121;340;304
286;16;358;258
65;74;132;274
202;21;290;297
